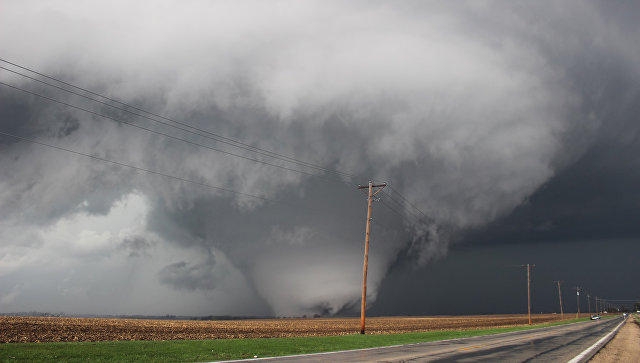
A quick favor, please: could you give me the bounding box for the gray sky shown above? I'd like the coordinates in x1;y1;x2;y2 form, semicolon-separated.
0;1;638;317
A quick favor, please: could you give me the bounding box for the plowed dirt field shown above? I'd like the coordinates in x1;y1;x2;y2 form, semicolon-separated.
0;314;564;343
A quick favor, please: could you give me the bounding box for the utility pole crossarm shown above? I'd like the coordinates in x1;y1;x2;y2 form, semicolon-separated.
357;182;387;190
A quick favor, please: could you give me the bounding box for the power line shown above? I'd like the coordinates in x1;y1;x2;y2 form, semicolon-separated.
0;81;340;180
0;58;355;180
0;130;296;206
381;185;431;224
0;58;440;230
364;183;428;230
382;196;422;226
387;185;429;219
0;65;302;169
381;191;424;224
1;81;433;229
1;129;382;248
379;198;412;223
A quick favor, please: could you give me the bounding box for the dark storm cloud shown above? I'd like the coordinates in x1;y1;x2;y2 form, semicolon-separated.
447;9;640;246
1;0;639;316
372;239;639;316
462;133;640;245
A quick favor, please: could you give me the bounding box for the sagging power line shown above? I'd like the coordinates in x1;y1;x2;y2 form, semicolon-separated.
1;58;434;230
0;81;341;181
387;185;428;219
0;58;355;180
0;130;288;206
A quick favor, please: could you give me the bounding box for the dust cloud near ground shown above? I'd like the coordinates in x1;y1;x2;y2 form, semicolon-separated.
591;315;640;362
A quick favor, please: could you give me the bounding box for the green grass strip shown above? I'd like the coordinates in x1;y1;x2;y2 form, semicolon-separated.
0;318;590;362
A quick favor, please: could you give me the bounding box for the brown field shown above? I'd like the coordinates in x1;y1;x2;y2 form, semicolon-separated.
0;314;569;343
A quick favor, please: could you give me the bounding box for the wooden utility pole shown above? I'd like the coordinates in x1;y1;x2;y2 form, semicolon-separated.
595;296;599;315
523;264;534;325
587;294;591;316
575;287;581;318
357;181;386;334
555;281;564;320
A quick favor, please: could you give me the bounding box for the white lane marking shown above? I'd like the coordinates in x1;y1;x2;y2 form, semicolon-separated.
567;317;627;363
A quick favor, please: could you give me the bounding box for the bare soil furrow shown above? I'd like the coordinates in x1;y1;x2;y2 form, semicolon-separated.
0;314;565;343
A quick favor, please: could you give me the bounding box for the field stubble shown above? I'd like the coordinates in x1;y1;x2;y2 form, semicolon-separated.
0;314;565;343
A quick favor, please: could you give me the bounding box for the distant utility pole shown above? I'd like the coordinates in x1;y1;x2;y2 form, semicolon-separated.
357;181;386;334
587;294;591;316
575;287;581;318
522;264;535;325
554;281;564;319
595;296;599;315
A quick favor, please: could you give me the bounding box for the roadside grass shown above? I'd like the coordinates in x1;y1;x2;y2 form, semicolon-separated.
0;317;589;362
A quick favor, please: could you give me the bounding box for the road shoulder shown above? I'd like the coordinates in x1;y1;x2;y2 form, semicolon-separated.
590;315;640;362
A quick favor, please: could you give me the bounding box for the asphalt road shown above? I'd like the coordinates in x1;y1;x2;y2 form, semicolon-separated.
229;316;624;362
